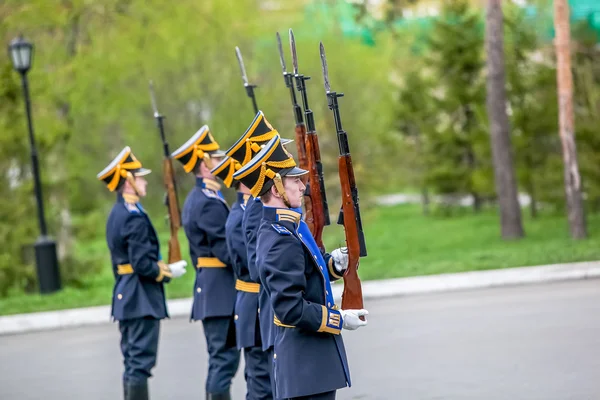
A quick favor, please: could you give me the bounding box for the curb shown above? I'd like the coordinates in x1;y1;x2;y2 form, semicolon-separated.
1;261;599;336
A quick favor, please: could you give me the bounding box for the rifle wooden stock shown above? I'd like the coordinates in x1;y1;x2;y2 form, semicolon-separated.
163;157;182;263
339;154;364;311
305;132;326;252
295;123;308;170
295;122;316;236
293;69;331;242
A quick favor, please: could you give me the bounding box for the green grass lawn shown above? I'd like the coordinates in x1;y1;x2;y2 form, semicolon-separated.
336;205;600;280
2;204;600;316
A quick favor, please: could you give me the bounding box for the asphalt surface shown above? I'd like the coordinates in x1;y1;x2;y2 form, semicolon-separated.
1;279;599;400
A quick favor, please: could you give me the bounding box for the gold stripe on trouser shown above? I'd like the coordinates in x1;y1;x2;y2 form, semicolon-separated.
117;264;134;275
235;279;260;293
273;315;295;328
196;257;226;268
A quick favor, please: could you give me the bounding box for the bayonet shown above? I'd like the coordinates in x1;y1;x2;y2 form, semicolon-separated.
276;32;286;73
235;46;249;86
289;28;299;75
235;46;259;114
149;80;161;119
277;31;302;122
319;42;331;94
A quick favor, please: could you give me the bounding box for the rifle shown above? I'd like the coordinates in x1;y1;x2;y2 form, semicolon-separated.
276;32;307;170
289;29;330;252
319;42;367;312
149;80;182;264
276;31;315;232
235;46;259;115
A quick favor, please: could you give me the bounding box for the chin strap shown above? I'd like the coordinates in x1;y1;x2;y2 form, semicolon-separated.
125;171;141;195
273;173;291;208
203;153;213;170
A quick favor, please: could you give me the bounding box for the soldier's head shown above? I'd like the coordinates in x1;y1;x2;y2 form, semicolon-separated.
97;146;151;197
211;110;293;191
261;175;306;209
229;179;251;195
233;135;307;209
171;125;225;179
123;175;148;197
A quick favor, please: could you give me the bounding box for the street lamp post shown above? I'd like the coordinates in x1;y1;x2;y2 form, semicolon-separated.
8;35;61;294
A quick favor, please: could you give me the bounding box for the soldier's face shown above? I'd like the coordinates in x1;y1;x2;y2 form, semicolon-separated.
283;176;306;209
134;176;148;197
202;156;224;178
210;156;225;173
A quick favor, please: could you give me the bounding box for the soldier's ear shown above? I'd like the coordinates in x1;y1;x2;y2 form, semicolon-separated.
199;160;212;177
271;184;281;199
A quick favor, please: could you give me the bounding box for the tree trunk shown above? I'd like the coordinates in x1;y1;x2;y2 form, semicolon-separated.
485;0;525;239
554;0;587;239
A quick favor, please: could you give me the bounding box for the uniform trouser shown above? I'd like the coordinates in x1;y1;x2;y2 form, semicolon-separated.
286;391;336;400
119;317;160;384
202;316;241;395
244;346;272;399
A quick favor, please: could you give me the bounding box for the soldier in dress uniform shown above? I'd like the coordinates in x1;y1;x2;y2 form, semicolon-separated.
233;136;369;400
97;146;188;400
171;126;240;400
210;111;291;399
239;115;352;399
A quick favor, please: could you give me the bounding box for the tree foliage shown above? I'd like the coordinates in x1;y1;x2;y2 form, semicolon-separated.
3;0;600;295
0;0;397;295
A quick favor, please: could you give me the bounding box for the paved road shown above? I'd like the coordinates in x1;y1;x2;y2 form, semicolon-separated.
1;280;599;400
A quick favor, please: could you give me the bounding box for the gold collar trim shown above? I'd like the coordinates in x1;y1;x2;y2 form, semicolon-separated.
122;193;139;204
276;209;301;224
204;179;221;192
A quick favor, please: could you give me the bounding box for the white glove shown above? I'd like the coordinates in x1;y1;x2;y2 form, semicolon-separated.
331;247;349;273
340;309;368;330
168;260;187;278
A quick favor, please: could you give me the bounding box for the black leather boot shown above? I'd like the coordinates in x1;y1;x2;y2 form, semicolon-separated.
127;381;149;400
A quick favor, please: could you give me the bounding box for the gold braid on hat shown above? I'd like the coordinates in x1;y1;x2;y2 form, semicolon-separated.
250;158;297;206
219;158;244;188
183;141;220;173
107;158;142;192
242;129;279;165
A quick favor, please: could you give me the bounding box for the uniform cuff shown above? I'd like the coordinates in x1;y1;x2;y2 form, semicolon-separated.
328;257;343;280
317;305;343;335
156;261;173;282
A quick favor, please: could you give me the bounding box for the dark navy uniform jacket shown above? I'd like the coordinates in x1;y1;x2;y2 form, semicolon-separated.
242;196;274;351
256;206;350;399
244;197;339;352
106;194;169;321
182;178;236;321
242;196;263;282
226;192;260;349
